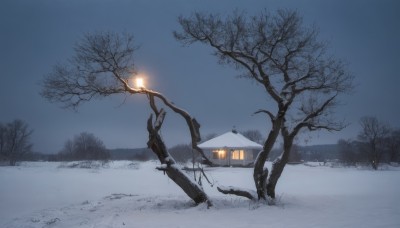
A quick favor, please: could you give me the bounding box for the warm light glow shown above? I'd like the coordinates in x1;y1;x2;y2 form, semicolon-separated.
136;77;145;88
212;149;227;159
231;150;244;160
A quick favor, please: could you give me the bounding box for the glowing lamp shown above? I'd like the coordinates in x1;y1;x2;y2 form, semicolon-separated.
136;77;145;89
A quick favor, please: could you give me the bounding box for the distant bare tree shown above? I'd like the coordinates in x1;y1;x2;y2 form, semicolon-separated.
338;139;358;166
59;139;74;160
288;144;302;163
169;144;193;163
131;150;154;161
202;133;218;142
241;130;263;144
358;116;391;170
73;132;109;160
59;132;109;161
386;129;400;163
41;31;211;205
0;120;33;166
175;9;353;199
0;123;6;162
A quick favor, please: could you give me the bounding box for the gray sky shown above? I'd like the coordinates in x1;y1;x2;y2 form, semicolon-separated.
1;0;399;153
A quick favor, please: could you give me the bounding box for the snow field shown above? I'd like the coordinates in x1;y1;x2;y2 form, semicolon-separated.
1;161;399;228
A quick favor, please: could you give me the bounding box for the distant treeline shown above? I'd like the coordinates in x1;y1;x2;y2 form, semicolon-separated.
268;144;340;163
19;146;197;162
17;144;340;163
3;118;398;170
8;142;400;169
18;148;155;162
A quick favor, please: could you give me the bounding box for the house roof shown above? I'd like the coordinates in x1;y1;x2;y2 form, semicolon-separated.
198;131;263;149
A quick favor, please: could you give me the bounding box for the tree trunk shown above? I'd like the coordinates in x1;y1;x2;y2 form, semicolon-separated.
253;116;283;200
8;153;17;166
266;135;293;199
370;142;379;170
164;165;210;204
147;112;211;206
371;153;378;170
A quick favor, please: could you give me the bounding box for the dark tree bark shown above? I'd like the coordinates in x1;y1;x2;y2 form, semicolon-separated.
252;115;283;200
266;128;294;198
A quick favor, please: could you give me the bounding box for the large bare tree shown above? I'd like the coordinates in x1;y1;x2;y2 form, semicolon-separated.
41;31;211;206
175;9;353;200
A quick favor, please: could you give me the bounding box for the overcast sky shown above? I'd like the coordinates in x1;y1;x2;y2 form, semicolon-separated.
1;0;399;153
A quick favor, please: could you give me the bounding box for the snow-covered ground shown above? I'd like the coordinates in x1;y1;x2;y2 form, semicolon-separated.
1;161;399;228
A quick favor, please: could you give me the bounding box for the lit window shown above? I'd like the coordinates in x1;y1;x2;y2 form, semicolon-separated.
231;150;244;160
212;150;226;159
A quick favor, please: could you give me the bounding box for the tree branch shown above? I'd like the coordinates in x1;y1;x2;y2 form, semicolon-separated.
217;186;257;201
291;93;338;137
253;109;275;124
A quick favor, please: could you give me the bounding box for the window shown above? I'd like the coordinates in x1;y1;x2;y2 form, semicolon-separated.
212;149;226;159
231;150;244;160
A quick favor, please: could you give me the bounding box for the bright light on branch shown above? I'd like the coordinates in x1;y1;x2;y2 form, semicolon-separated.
136;77;145;89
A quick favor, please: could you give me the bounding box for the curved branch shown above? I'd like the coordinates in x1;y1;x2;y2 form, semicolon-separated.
114;75;213;165
147;90;213;165
217;186;257;201
148;94;160;116
253;109;275;124
290;93;338;138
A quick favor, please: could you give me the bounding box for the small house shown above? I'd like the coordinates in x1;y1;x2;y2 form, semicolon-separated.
198;130;263;166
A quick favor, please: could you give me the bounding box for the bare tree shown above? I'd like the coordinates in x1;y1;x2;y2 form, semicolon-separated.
386;129;400;163
60;139;74;158
338;139;358;166
202;133;218;142
241;129;263;144
169;144;193;163
41;31;211;205
59;132;109;161
358;116;391;170
288;144;302;163
0;123;6;162
269;90;350;197
0;120;33;166
175;9;353;199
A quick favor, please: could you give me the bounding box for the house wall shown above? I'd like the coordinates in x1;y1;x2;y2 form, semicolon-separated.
206;148;255;166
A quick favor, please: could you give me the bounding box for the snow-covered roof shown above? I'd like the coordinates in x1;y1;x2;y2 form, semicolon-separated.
198;131;263;149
